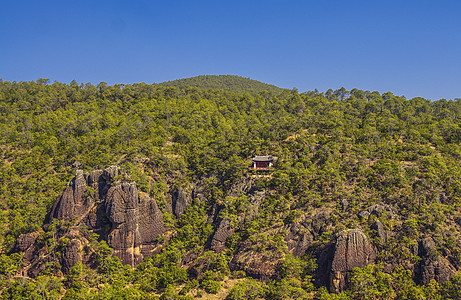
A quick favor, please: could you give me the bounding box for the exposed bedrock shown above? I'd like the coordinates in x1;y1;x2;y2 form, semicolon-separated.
285;222;313;257
49;170;92;222
329;229;376;293
210;218;234;253
105;182;165;266
229;241;284;280
371;220;388;244
170;187;190;218
16;166;165;275
418;237;456;285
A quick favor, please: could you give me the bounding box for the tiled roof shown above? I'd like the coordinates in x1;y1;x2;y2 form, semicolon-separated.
251;155;274;162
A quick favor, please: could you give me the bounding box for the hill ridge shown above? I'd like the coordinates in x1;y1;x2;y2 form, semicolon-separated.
158;74;286;94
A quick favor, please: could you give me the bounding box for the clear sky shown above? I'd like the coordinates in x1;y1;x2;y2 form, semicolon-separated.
1;0;460;100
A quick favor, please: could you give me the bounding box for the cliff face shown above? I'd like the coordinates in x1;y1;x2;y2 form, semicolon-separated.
15;166;165;275
329;229;377;293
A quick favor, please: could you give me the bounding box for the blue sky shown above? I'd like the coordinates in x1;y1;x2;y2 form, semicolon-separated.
1;0;460;100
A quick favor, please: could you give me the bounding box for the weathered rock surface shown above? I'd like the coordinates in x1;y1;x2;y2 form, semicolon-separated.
106;182;165;266
330;229;376;292
418;237;456;284
285;222;313;257
371;220;387;244
421;256;455;284
229;242;284;279
50;170;92;222
61;238;83;273
359;204;395;219
15;166;165;276
15;231;41;262
171;187;190;218
210;218;234;253
340;199;349;212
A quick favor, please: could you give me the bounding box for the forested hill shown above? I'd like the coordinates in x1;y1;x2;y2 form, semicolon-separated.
157;74;286;94
2;79;461;299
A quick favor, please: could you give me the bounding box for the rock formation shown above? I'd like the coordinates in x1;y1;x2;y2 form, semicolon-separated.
15;166;165;276
105;182;165;267
371;220;388;244
285;222;313;257
210;218;234;253
359;204;395;219
418;237;456;284
171;187;190;218
329;229;376;293
229;242;284;279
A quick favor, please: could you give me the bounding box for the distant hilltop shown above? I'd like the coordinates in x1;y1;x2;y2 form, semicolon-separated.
157;75;286;94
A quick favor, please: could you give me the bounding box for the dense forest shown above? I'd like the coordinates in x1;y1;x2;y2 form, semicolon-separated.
1;76;461;299
157;75;285;94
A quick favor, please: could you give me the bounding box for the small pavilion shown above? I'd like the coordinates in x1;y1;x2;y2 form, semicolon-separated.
251;155;276;170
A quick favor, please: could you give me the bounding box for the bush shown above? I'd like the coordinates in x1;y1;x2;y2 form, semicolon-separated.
226;278;264;300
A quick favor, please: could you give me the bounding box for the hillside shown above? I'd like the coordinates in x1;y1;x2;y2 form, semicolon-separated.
1;80;461;299
157;74;286;94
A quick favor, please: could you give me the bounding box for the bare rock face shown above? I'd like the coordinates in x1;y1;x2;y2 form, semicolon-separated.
210;218;234;253
285;222;313;257
106;182;165;266
371;220;387;244
418;237;456;284
15;232;39;252
61;238;83;274
229;242;284;279
171;187;190;218
50;170;92;222
359;204;395;219
15;232;41;262
421;256;455;284
16;166;165;276
330;229;376;293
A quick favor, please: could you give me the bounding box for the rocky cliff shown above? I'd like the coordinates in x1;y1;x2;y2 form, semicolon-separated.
15;166;165;275
329;229;377;292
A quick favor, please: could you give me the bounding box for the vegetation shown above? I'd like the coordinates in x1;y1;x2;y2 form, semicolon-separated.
157;74;286;94
0;76;461;298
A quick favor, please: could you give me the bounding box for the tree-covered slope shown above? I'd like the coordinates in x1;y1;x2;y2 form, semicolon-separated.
157;74;286;94
1;79;461;299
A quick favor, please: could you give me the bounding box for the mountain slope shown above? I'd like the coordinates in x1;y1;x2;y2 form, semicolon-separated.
2;81;461;299
158;75;286;94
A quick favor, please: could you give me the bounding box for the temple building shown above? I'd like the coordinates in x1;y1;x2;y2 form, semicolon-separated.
251;155;276;170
